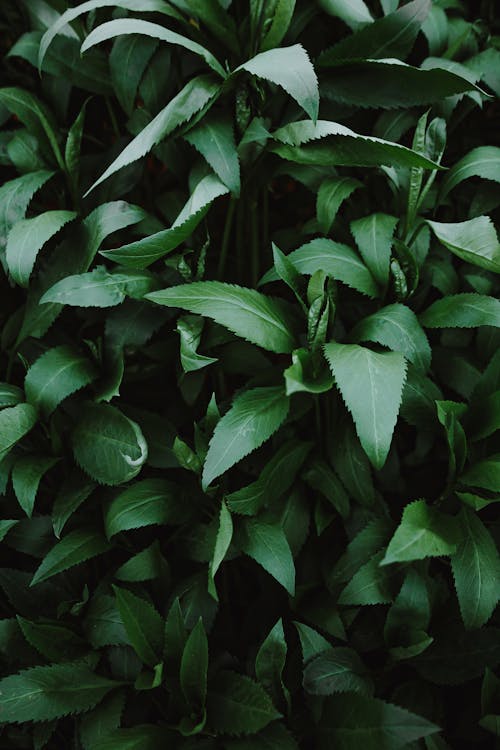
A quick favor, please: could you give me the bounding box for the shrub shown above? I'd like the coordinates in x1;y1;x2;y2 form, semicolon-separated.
0;0;499;747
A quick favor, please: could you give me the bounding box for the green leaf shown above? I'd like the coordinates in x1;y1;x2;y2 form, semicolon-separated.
338;551;395;605
31;529;110;586
186;0;239;54
104;478;181;538
381;500;459;565
238;518;295;595
318;0;431;65
0;384;24;408
12;455;58;517
329;519;392;586
80;691;126;750
113;586;163;667
85;76;220;194
0;87;64;169
72;403;148;486
318;693;439;749
40;266;159;307
226;440;311;515
224;723;300;750
0;663;120;723
206;670;281;736
452;508;500;630
440;146;500;200
0;521;18;543
25;345;98;416
294;622;331;664
0;403;38;462
324;343;407;469
350;213;398;288
420;294;500;329
303;459;349;519
321;59;481;109
185;112;240;196
81;19;226;78
208;501;233;599
52;472;96;538
90;726;167;750
427;217;500;274
6;210;76;287
177;315;218;373
260;0;297;51
317;176;361;235
460;456;500;493
180;618;209;709
319;0;372;29
255;619;288;708
115;541;164;582
303;647;371;695
38;0;180;70
272;120;441;170
0;170;54;250
237;45;319;122
17;617;86;663
203;386;289;488
110;34;158;115
147;281;297;354
19;200;146;342
260;239;379;299
102;173;228;268
350;304;431;372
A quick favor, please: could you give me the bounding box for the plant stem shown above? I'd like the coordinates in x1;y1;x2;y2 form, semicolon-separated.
250;196;259;287
217;198;236;279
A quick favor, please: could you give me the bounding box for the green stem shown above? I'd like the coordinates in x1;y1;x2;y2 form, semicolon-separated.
217;198;236;279
105;97;120;139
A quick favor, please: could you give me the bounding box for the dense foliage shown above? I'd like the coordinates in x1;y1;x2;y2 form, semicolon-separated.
0;0;499;747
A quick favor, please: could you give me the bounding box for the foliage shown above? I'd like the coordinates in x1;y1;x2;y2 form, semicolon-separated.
0;0;499;747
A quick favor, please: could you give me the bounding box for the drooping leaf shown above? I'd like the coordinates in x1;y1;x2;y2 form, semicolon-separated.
82;17;225;79
451;508;500;630
0;663;121;724
104;478;182;538
317;692;439;749
236;45;319;122
202;386;289;488
427;217;500;274
0;404;38;462
101;174;228;267
206;670;281;736
85;76;221;194
324;343;407;469
381;500;459;565
338;551;396;605
255;619;288;708
25;345;98;416
238;518;295;595
260;0;297;51
260;239;379;298
72;403;148;485
31;529;110;586
6;210;76;287
52;472;96;538
350;213;398;287
12;455;58;517
147;282;298;354
113;586;163;667
318;0;431;65
420;294;500;329
350;304;431;372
